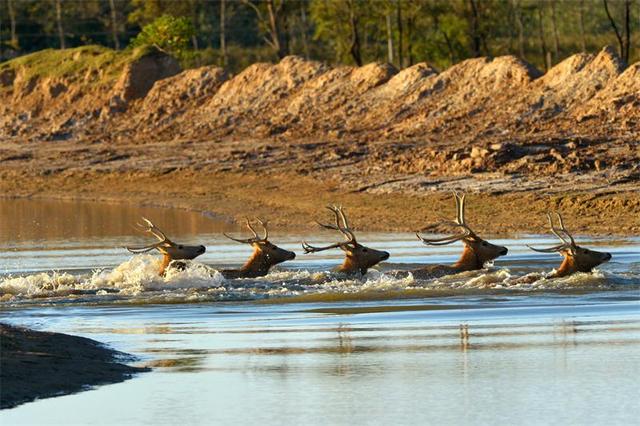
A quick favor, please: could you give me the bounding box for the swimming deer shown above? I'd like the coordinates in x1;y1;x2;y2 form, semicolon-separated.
528;212;611;278
413;192;508;278
126;218;206;276
302;205;390;275
220;218;296;279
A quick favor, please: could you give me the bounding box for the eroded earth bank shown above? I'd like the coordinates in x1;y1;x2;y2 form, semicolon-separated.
0;45;638;235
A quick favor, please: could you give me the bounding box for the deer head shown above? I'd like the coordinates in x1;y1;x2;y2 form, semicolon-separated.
222;218;296;278
126;217;206;276
302;205;390;275
528;212;611;278
416;192;508;271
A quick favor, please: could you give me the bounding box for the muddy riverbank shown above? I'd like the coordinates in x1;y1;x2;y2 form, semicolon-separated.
0;323;148;409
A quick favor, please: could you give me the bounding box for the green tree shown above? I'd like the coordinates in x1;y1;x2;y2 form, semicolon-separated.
130;14;195;61
310;0;370;65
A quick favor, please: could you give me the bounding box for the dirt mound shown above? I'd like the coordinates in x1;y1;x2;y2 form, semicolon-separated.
0;46;181;141
517;46;625;123
2;46;636;145
204;56;329;136
267;61;397;137
576;61;640;123
112;51;180;102
0;47;638;194
367;55;541;140
126;66;226;137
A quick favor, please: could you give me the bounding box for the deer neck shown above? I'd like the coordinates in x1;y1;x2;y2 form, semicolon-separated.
236;250;272;278
159;255;172;276
452;246;484;271
550;256;576;278
338;257;367;275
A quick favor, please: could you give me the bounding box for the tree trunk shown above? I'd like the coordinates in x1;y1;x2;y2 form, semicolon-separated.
468;0;481;56
299;2;310;60
108;0;120;50
579;0;586;52
537;5;548;71
386;13;394;64
348;0;362;66
396;0;403;68
550;0;560;62
507;0;515;54
8;0;18;48
624;0;630;63
283;10;291;55
55;0;65;49
242;0;286;59
603;0;624;61
512;0;525;59
220;0;227;67
191;6;199;56
266;0;287;59
406;13;414;66
434;13;454;64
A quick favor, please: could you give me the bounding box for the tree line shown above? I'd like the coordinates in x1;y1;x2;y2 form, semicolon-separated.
0;0;637;72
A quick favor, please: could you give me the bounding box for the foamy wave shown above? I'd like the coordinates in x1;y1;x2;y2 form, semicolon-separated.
0;255;226;302
0;271;81;300
0;258;636;306
501;269;634;291
91;256;225;294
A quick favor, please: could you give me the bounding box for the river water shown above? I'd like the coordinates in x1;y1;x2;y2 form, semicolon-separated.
0;199;638;424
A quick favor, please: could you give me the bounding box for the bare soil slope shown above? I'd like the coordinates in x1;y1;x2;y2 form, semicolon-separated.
0;46;638;234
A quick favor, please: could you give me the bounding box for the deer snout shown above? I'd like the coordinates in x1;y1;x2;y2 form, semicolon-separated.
381;251;390;260
603;252;612;262
286;250;296;260
198;245;206;254
500;247;508;256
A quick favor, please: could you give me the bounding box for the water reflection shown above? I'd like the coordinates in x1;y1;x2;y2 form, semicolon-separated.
119;317;640;362
146;357;207;373
1;303;639;424
0;198;233;246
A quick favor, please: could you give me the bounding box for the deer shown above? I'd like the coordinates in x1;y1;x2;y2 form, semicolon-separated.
126;218;206;276
302;205;390;275
528;212;611;278
220;218;296;279
412;192;508;278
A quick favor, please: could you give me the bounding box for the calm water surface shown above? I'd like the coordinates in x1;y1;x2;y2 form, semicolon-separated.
0;199;638;425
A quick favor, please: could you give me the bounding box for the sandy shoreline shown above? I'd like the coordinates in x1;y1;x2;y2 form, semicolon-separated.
1;169;638;236
0;323;148;409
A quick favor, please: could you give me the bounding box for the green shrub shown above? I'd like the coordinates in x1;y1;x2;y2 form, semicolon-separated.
130;15;195;62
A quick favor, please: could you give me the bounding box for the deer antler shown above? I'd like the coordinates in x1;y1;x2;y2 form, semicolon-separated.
416;191;477;246
315;205;356;242
126;217;172;253
527;212;577;253
224;218;269;244
302;205;357;253
553;212;576;247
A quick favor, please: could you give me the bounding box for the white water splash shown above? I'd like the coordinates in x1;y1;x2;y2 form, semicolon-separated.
0;257;636;305
0;255;226;302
